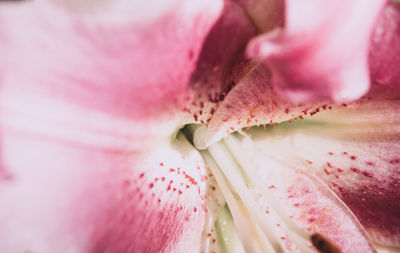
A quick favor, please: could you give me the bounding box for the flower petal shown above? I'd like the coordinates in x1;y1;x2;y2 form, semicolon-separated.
0;128;210;252
247;0;386;103
0;0;222;122
188;0;257;126
195;64;329;148
370;2;400;86
250;82;400;247
0;0;223;252
249;141;377;252
193;1;399;148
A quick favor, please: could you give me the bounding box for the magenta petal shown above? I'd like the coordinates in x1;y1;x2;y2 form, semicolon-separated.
370;2;400;86
247;0;386;103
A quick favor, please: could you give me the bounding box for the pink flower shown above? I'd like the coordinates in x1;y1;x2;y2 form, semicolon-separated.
0;0;399;252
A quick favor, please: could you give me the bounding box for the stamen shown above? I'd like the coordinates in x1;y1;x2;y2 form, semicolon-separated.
186;125;333;252
208;142;285;252
202;151;276;253
223;134;314;253
215;204;245;253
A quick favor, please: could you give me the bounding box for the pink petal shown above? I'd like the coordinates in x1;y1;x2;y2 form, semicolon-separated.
251;82;400;247
0;129;209;252
0;0;223;251
247;0;386;103
197;64;331;147
370;2;400;86
0;0;222;121
250;147;377;252
188;0;257;126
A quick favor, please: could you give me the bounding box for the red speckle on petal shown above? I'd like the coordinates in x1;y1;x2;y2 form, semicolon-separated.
210;108;215;115
139;173;145;178
366;161;375;166
337;168;344;173
361;171;374;178
350;155;357;160
350;167;360;173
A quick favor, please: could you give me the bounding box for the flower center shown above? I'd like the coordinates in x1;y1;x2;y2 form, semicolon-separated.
183;125;339;253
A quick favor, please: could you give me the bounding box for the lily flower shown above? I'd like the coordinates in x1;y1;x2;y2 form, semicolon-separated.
0;0;399;252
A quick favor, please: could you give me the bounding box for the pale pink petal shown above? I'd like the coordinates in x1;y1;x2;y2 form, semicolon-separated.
0;129;210;252
247;0;386;103
370;2;400;86
0;0;223;252
250;82;400;247
0;0;222;121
